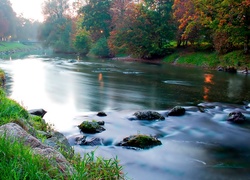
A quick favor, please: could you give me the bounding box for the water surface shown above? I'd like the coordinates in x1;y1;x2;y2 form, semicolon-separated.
0;54;250;180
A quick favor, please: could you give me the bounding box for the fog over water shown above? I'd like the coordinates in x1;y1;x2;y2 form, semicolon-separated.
1;54;250;180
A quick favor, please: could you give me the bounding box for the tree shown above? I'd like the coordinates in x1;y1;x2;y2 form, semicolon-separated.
0;0;16;41
173;0;206;47
39;0;74;52
15;16;41;41
90;37;110;57
73;28;92;55
195;0;250;54
109;0;175;58
79;0;112;41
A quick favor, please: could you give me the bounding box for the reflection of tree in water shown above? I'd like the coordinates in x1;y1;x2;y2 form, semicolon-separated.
203;74;214;101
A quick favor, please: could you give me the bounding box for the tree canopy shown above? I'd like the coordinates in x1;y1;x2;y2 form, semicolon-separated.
35;0;250;57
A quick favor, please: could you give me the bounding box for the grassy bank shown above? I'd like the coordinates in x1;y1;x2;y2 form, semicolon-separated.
0;42;33;52
164;48;250;70
0;80;126;179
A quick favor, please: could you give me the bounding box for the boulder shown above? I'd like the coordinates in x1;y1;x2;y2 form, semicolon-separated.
133;111;165;120
0;123;74;175
28;109;47;118
167;106;186;116
116;134;162;149
78;121;106;134
227;111;246;124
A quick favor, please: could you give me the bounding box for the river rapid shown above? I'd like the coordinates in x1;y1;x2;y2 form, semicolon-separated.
0;54;250;180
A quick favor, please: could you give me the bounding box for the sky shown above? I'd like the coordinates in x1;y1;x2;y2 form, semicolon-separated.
10;0;44;21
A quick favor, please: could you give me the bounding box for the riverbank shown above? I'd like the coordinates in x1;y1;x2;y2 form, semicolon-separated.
0;42;42;58
0;71;126;179
112;48;250;71
163;48;250;70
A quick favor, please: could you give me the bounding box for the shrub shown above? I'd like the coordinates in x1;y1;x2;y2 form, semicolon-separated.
90;37;110;57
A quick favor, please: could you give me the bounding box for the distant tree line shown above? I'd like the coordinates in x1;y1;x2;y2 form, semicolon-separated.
0;0;40;42
2;0;249;58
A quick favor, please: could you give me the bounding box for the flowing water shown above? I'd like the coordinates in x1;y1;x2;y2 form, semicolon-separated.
1;54;250;180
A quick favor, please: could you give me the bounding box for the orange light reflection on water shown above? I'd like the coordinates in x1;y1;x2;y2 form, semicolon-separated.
203;74;214;101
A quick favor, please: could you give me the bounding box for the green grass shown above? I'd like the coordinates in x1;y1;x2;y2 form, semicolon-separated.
0;135;125;180
0;135;65;180
71;150;125;179
0;90;29;126
164;48;250;69
0;42;32;52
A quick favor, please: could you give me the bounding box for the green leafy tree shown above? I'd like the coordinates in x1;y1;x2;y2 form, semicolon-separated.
90;37;110;57
39;0;74;52
79;0;112;42
109;0;175;58
73;28;92;55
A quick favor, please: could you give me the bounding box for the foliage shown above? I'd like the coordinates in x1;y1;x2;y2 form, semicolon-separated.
173;0;250;54
90;37;110;57
0;0;16;40
0;135;64;179
71;150;125;180
0;69;5;85
15;16;41;41
109;0;175;58
164;48;250;68
79;0;112;42
73;28;92;55
29;115;48;132
39;0;75;53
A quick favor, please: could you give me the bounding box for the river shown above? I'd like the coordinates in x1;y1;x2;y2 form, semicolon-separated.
0;54;250;180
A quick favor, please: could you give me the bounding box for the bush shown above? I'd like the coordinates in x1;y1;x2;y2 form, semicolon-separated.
90;37;110;57
73;29;92;55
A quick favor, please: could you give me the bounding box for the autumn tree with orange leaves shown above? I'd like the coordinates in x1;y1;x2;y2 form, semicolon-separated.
173;0;250;54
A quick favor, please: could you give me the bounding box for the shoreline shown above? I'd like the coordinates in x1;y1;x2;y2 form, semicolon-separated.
110;56;163;64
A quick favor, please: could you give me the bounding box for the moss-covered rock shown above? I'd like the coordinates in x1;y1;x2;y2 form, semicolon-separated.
78;120;105;134
133;111;165;120
116;134;162;149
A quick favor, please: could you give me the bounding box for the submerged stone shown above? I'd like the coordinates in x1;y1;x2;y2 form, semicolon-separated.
167;106;186;116
78;120;105;134
116;134;162;149
133;111;165;120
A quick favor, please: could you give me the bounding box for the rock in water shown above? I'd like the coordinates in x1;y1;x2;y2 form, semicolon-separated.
28;109;47;118
78;121;106;134
227;111;246;124
116;134;162;149
97;111;107;117
167;106;186;116
133;111;165;120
